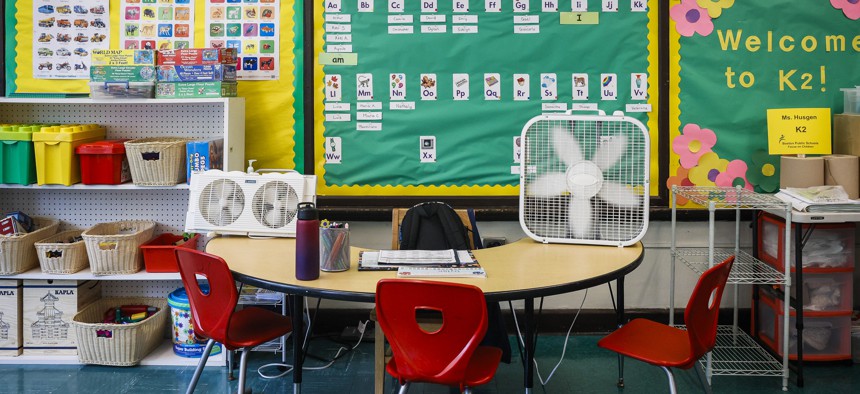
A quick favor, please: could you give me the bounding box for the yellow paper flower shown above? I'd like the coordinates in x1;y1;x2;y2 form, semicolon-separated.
688;152;729;187
696;0;734;19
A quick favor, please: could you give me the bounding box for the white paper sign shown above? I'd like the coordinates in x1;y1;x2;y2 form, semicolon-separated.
513;136;522;163
422;0;438;12
631;73;647;100
631;0;648;12
513;0;529;12
453;15;478;23
325;103;351;111
389;101;416;110
514;15;539;24
626;104;652;112
453;0;470;12
572;73;589;100
326;14;351;22
601;73;618;100
356;73;374;100
453;73;470;100
388;25;414;34
389;15;413;23
389;0;404;12
356;111;382;120
325;137;342;164
327;34;352;42
484;73;501;100
390;73;406;100
513;74;530;101
543;0;558;12
357;122;383;131
421;25;447;33
485;0;501;12
572;103;599;111
325;113;351;122
326;24;352;33
603;0;617;12
327;45;353;53
453;25;479;34
358;0;374;12
420;73;438;100
325;0;342;12
540;73;558;101
325;74;342;102
357;102;382;110
421;15;446;22
571;0;588;11
420;136;436;163
514;25;540;34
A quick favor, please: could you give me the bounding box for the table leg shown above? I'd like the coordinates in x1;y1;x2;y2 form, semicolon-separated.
524;297;534;394
616;277;625;388
292;294;304;394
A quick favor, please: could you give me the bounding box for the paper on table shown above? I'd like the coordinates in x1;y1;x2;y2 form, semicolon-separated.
377;249;474;265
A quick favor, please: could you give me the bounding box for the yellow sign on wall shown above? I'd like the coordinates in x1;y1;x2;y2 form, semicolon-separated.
766;108;832;155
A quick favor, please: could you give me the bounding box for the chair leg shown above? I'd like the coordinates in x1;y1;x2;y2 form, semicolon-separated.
237;347;250;394
617;354;625;388
374;323;385;394
186;338;216;394
693;362;713;394
660;366;677;394
397;382;410;394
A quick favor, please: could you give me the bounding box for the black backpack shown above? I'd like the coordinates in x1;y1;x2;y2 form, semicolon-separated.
398;202;474;250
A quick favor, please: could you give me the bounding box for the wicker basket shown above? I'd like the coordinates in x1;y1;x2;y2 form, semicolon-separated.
82;220;156;275
73;297;169;366
124;137;190;186
0;217;60;275
35;230;89;274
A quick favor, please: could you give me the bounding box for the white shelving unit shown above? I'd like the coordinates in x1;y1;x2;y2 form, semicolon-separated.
670;186;793;391
0;97;245;367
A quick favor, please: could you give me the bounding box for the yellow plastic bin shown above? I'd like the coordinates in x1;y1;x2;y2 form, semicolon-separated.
0;125;42;185
32;125;106;185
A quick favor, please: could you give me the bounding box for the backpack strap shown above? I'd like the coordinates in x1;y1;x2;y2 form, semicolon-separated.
432;203;471;250
467;208;483;249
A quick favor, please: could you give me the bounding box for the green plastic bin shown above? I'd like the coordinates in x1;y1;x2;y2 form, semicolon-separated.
0;125;41;185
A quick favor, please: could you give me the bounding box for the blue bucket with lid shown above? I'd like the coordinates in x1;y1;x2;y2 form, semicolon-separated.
168;286;222;358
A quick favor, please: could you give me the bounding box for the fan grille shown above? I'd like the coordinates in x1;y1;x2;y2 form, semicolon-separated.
252;180;300;229
521;116;648;245
199;179;245;227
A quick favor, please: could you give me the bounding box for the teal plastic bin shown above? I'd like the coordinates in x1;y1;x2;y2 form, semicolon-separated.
0;125;40;185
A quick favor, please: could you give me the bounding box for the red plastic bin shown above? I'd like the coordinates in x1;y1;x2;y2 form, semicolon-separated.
75;139;131;185
141;233;200;273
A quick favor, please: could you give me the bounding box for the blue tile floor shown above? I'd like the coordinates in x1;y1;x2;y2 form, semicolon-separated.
1;335;857;393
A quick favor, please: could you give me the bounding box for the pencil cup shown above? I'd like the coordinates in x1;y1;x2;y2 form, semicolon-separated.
320;227;350;272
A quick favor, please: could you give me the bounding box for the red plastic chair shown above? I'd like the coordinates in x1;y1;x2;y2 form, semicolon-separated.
375;279;502;394
175;248;292;394
598;255;735;394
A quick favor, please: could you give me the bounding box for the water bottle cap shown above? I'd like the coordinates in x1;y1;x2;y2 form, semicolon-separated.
297;202;318;220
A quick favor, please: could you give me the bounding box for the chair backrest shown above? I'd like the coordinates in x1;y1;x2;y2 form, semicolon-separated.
375;279;488;386
684;255;735;366
391;202;476;250
174;248;239;344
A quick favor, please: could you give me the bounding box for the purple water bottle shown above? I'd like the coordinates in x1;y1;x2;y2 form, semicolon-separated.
295;202;320;281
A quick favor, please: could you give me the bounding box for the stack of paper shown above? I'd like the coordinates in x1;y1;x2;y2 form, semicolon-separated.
775;186;860;212
358;249;486;278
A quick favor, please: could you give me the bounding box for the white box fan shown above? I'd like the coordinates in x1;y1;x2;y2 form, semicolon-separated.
186;169;317;237
519;111;650;246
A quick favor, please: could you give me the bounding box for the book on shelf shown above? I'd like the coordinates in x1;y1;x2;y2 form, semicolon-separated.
774;185;860;213
358;249;486;278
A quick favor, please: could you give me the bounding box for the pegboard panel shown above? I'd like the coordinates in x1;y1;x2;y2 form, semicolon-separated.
0;189;189;234
102;280;184;298
0;101;227;139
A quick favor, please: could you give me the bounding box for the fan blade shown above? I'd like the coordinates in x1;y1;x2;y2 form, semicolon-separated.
598;182;641;208
591;135;627;171
527;173;568;197
264;207;286;227
551;127;583;166
568;197;592;238
263;186;279;203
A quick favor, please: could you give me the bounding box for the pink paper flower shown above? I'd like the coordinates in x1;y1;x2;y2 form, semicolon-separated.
696;0;734;19
671;0;714;37
688;152;728;187
831;0;860;20
673;123;717;169
714;159;752;191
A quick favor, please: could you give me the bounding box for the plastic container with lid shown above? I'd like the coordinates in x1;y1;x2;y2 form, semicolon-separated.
167;286;222;358
843;87;860;114
75;139;131;185
32;124;106;185
0;125;42;185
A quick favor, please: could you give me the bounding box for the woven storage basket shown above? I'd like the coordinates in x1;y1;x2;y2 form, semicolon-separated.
124;137;190;186
35;230;89;274
73;297;168;366
82;220;156;275
0;217;60;275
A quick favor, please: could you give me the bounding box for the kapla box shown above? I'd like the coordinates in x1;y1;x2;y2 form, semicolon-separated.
0;280;22;356
23;280;101;355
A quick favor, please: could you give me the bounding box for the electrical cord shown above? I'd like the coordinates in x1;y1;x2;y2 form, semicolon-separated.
510;289;588;387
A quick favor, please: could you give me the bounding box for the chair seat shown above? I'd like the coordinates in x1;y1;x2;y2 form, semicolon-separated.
223;306;293;350
597;318;695;369
386;346;502;387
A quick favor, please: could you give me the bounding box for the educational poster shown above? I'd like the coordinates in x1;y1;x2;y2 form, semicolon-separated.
667;0;860;205
120;0;194;51
315;1;658;196
205;0;280;80
32;0;110;79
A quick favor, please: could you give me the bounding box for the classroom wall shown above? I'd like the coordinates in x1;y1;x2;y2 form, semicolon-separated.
321;219;858;312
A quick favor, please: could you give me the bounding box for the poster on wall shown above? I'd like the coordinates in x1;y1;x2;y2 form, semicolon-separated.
33;0;110;79
119;0;194;51
205;0;280;80
667;0;860;205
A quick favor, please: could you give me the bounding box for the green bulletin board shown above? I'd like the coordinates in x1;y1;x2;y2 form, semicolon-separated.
668;0;860;203
315;1;658;196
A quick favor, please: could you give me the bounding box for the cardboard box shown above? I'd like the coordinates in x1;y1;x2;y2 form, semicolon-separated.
89;65;156;83
156;65;237;82
155;82;238;99
23;280;101;355
157;48;237;66
0;280;22;356
186;139;224;184
91;50;155;66
833;114;860;156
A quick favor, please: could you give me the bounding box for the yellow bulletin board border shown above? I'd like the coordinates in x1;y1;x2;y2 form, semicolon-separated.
313;5;660;197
